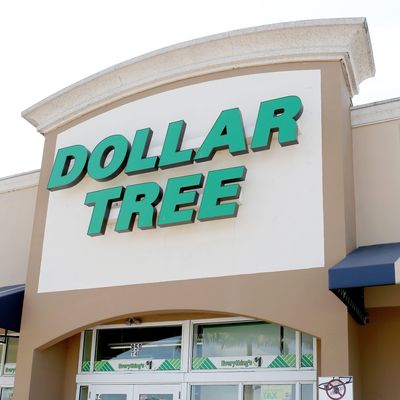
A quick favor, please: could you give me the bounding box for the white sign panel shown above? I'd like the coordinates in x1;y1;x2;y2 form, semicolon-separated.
39;70;323;292
318;377;353;400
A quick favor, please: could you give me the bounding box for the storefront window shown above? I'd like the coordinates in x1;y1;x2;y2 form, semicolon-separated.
244;384;295;400
0;343;3;370
300;333;314;368
0;387;13;400
79;385;89;400
77;319;317;400
300;384;313;400
3;337;18;376
81;330;93;372
94;326;182;372
192;322;296;370
191;385;238;400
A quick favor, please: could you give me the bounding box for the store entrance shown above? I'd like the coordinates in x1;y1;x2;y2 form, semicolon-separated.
78;318;317;400
134;385;181;400
92;385;132;400
91;385;181;400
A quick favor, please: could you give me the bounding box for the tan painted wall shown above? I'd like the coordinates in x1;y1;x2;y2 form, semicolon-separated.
321;63;356;264
14;61;357;399
358;307;400;400
29;340;67;398
63;334;81;400
0;185;37;286
347;315;362;400
365;285;400;308
353;119;400;246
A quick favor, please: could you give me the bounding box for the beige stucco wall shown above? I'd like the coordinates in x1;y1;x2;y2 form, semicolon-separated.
358;307;400;400
350;106;400;399
353;119;400;246
347;315;362;399
0;182;38;286
63;334;81;400
365;284;400;308
323;65;356;262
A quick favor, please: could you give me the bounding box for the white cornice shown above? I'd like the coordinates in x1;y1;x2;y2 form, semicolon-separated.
351;97;400;127
0;170;40;194
22;18;375;135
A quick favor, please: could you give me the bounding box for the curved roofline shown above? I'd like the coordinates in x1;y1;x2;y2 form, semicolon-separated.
22;18;375;135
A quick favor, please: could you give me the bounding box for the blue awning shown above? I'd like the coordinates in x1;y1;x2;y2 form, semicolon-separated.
0;284;25;332
329;243;400;325
329;243;400;290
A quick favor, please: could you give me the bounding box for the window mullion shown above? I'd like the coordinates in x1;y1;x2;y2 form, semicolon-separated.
90;329;96;373
78;332;85;373
295;331;301;370
0;342;5;375
238;383;243;400
181;321;191;373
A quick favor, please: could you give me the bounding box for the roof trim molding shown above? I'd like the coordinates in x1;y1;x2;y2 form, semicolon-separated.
0;170;40;194
22;18;374;135
351;97;400;127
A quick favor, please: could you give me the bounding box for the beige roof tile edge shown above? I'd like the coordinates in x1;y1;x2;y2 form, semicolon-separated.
351;97;400;127
0;170;40;194
22;18;375;135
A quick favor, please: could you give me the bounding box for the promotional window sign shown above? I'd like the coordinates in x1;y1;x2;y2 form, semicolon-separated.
192;354;296;370
260;385;295;400
93;358;181;372
3;363;16;376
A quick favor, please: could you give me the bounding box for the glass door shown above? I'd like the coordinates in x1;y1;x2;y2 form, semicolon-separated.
133;385;181;400
91;385;133;400
0;387;14;400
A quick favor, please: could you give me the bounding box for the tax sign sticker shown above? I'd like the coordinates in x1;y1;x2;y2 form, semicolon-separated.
318;377;353;400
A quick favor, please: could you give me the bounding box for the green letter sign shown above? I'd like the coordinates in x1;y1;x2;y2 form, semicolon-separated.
115;182;163;231
88;135;130;181
159;120;195;169
125;128;159;175
195;108;248;162
198;166;247;221
251;96;303;151
85;186;124;236
48;145;89;191
158;173;204;227
51;95;304;235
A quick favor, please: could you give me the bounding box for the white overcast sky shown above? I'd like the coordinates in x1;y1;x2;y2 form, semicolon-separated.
1;0;399;177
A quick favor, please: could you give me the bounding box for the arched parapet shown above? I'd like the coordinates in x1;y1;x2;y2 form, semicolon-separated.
22;18;374;134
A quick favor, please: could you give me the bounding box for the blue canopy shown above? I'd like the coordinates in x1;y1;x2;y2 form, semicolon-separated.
0;284;25;332
329;243;400;290
329;243;400;324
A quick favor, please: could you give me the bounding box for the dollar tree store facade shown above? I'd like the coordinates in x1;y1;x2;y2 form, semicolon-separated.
1;17;400;400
